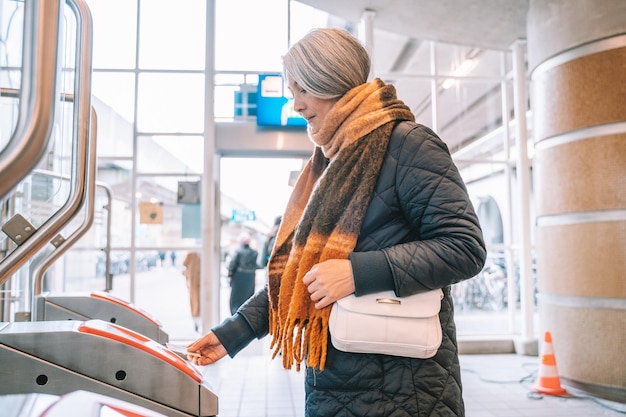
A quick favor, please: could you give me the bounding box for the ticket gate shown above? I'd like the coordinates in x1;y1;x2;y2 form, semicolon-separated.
0;320;218;417
0;390;170;417
34;292;169;344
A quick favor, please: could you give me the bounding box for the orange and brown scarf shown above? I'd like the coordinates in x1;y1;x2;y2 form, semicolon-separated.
268;78;415;371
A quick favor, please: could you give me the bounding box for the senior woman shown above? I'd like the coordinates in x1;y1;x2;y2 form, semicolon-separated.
188;27;486;417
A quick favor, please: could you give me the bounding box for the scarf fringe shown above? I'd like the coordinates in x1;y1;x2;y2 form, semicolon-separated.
270;313;330;372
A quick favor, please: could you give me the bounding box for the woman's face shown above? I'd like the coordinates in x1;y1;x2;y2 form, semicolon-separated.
287;77;337;135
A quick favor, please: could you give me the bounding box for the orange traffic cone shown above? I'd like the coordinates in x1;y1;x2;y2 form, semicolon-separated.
533;331;568;396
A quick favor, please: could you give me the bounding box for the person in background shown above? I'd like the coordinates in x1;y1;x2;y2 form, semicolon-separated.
258;215;282;268
227;232;259;315
188;28;485;417
182;251;201;332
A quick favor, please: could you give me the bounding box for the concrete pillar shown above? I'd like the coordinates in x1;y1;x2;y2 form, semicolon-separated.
527;0;626;403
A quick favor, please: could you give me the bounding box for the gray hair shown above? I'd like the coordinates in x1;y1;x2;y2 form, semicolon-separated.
283;28;371;100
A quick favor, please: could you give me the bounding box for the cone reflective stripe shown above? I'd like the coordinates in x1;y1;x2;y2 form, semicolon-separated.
533;331;568;396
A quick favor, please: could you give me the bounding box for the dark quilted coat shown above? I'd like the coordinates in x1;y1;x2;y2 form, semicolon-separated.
213;121;486;417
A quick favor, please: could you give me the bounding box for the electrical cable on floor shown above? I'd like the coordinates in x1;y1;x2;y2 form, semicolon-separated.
461;366;537;385
462;365;626;414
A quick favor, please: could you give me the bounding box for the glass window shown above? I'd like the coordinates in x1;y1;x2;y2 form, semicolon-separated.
289;1;330;45
214;84;239;119
456;171;526;336
138;0;205;70
134;175;202;247
9;171;71;228
59;6;78;97
370;29;427;75
45;99;76;189
87;0;138;69
450;81;515;164
58;249;109;291
96;159;134;247
390;77;433;128
67;186;114;251
214;73;259;120
436;42;508;79
435;43;478;77
0;81;20;150
215;0;288;71
136;72;204;133
220;157;305;226
92;72;135;157
109;197;132;247
436;80;504;153
1;1;24;70
92;72;136;123
137;135;204;174
0;0;22;145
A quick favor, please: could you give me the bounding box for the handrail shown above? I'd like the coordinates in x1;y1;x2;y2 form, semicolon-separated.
0;0;62;199
0;0;93;283
31;107;98;304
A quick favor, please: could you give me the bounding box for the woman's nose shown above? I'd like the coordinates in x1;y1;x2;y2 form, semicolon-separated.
292;96;304;113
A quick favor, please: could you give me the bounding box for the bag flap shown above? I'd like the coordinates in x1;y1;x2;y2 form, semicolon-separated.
335;289;443;318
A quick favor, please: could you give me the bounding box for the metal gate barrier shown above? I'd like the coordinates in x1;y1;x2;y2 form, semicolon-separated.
0;320;218;417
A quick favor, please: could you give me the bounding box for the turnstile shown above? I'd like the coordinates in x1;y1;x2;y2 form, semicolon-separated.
35;291;169;344
0;390;170;417
0;320;218;417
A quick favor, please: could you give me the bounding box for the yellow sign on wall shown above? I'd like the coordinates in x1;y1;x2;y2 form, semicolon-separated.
139;202;163;224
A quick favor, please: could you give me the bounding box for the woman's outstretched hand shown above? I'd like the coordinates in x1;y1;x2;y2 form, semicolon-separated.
187;331;228;366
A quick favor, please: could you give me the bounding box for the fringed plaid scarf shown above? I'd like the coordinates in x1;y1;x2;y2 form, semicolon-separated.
268;78;415;371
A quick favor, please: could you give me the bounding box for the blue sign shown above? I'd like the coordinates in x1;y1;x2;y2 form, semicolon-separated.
231;209;256;222
256;74;307;127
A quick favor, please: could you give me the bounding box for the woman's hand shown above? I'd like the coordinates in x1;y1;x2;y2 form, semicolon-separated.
303;259;355;309
187;331;228;366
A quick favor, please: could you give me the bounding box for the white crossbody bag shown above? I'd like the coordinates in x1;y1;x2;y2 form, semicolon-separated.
328;288;444;359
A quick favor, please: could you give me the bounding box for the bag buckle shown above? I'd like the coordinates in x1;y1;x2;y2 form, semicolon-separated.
375;297;401;305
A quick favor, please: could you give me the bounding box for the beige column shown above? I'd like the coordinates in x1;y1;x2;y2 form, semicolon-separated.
527;0;626;403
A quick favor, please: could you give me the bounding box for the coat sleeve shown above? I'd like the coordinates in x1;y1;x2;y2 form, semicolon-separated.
389;125;486;294
211;286;270;357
